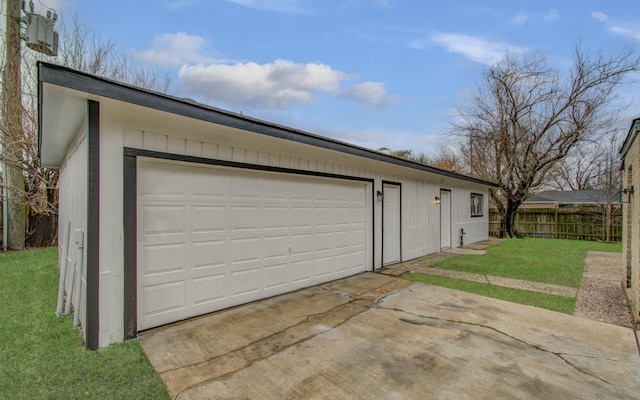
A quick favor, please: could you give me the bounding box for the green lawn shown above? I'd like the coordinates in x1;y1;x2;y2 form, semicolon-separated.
0;248;169;400
404;273;576;314
405;238;622;314
429;238;621;288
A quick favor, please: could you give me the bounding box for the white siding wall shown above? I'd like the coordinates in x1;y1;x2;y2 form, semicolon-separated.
451;186;490;247
98;105;126;345
92;101;489;346
57;122;88;339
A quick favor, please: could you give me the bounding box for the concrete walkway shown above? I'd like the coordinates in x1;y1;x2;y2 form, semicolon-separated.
139;273;640;399
383;239;577;298
384;264;578;298
383;240;634;328
575;251;633;328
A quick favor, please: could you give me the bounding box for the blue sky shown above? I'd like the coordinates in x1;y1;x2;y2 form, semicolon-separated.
41;0;640;154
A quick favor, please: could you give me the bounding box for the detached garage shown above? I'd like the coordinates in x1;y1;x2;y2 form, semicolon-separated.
38;62;495;349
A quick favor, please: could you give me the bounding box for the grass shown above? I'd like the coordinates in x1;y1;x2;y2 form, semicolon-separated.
0;248;169;400
404;273;576;314
429;238;621;288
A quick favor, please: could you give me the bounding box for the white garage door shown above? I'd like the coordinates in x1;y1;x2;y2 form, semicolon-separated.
137;159;370;330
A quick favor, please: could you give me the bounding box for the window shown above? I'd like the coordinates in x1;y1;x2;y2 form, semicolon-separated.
470;193;483;217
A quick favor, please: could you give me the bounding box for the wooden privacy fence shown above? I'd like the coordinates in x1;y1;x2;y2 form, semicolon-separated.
489;207;622;242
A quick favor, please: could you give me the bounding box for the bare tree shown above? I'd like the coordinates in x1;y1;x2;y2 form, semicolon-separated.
548;144;600;190
454;46;639;238
378;143;465;172
0;15;171;247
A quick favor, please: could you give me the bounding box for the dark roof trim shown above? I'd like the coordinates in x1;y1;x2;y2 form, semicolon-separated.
38;62;496;187
619;118;640;158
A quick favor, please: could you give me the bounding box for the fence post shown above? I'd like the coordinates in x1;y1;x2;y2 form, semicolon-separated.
554;206;558;239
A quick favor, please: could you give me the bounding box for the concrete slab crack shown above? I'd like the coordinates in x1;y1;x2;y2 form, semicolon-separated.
171;299;372;399
396;312;614;386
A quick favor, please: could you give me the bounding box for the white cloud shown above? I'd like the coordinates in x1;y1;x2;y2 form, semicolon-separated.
591;11;608;22
134;32;213;67
509;10;558;26
225;0;311;14
339;82;400;109
592;12;640;41
430;33;528;65
178;59;351;109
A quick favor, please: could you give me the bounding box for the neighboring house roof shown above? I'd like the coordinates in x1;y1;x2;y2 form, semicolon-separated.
37;62;497;187
619;117;640;159
525;189;621;205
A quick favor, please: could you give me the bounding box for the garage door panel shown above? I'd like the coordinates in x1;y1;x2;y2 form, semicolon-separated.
140;280;186;317
192;171;228;198
291;260;313;283
139;163;189;199
141;243;187;275
231;267;262;297
231;206;261;231
263;206;288;229
142;205;187;235
314;257;333;277
191;240;227;269
314;207;334;226
350;229;367;245
291;206;313;228
263;235;290;260
138;160;370;331
290;233;313;255
231;176;261;200
191;274;228;306
350;207;366;224
314;232;334;252
192;206;228;233
264;263;289;290
334;253;351;272
334;230;352;248
231;237;261;264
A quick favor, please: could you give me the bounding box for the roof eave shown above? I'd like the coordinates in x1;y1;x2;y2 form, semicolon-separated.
619;118;640;158
38;62;497;187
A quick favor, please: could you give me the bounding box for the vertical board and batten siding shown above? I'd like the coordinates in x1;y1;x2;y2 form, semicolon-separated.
402;178;440;258
90;101;488;346
122;127;448;257
57;122;89;340
452;187;489;246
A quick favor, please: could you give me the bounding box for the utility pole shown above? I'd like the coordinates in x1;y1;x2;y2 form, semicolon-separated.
1;0;57;250
3;0;25;250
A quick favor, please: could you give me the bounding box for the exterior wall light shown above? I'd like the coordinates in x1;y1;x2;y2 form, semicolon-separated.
622;186;634;203
435;196;441;205
377;190;384;203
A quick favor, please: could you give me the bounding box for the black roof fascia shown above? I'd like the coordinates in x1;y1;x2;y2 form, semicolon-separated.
619;118;640;158
38;62;496;187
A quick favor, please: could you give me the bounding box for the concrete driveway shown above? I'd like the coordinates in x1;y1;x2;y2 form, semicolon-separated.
139;273;640;399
